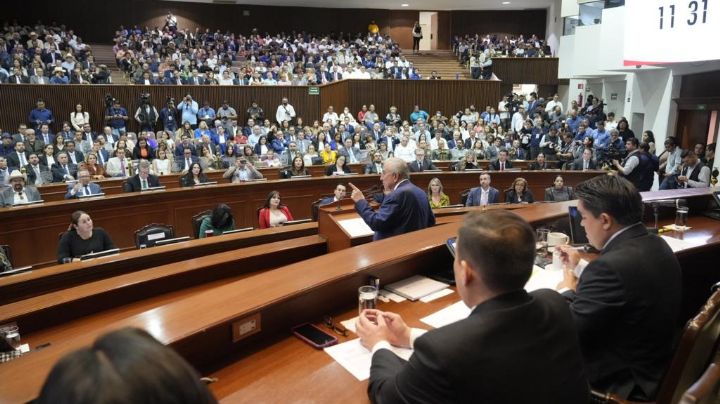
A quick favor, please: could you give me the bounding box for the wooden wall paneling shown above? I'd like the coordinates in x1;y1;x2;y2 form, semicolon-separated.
450;9;548;38
317;81;349;116
492;58;560;87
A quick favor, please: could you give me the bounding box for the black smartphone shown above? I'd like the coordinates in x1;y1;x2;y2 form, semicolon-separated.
446;237;457;257
291;323;338;349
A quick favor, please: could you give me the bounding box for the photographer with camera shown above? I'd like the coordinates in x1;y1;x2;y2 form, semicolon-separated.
612;137;655;192
103;96;128;137
159;98;178;133
177;94;199;129
539;127;560;161
134;93;159;132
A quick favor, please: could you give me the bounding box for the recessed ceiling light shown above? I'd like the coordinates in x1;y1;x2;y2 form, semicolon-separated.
502;1;511;4
401;3;409;6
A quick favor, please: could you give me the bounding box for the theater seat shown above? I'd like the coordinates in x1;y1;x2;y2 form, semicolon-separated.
590;283;720;404
460;188;471;206
134;223;175;248
679;353;720;404
191;210;211;239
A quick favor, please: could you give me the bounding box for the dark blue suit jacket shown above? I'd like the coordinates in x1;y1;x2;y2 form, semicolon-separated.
354;179;435;240
64;182;103;199
466;186;500;206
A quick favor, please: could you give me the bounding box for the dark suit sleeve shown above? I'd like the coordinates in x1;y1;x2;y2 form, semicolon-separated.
563;261;625;345
355;193;403;233
428;161;437;170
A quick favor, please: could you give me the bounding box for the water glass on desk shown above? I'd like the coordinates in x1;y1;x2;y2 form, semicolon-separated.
675;206;689;231
358;285;378;315
0;325;20;350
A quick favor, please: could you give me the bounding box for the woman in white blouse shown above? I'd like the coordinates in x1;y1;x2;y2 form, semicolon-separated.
70;104;90;131
151;148;172;176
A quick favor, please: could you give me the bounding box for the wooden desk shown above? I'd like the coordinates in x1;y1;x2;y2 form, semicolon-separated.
2;170;603;268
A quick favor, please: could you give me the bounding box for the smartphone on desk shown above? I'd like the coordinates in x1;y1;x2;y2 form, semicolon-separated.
292;323;338;349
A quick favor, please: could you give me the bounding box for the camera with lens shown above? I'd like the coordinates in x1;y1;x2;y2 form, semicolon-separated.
104;94;116;109
139;93;150;105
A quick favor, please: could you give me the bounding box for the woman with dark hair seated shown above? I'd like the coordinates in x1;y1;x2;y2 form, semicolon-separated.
199;203;235;238
544;175;575;201
37;327;217;404
281;156;310;178
505;177;535;204
132;137;155;161
325;155;352;176
180;162;209;187
57;210;116;263
258;190;294;229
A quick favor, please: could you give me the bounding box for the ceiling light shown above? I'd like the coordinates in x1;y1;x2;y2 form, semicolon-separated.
401;3;409;6
502;1;511;4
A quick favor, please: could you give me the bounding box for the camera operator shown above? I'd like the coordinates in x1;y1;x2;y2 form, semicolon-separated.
177;94;199;129
612;137;654;191
134;93;159;132
159;98;178;133
104;97;128;137
539;127;561;161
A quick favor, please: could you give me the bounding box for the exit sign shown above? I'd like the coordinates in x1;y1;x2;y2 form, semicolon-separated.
308;87;320;95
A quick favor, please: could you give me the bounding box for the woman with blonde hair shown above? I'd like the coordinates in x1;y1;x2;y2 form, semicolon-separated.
427;177;450;208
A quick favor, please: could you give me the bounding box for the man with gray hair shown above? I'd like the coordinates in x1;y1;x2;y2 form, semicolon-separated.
125;159;161;192
349;157;435;240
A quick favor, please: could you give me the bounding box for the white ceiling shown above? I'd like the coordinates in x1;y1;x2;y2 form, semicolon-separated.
162;0;553;11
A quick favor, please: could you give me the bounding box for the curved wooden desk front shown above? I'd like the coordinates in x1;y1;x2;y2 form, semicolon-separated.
1;170;603;268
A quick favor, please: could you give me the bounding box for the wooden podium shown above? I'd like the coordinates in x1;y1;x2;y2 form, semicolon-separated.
317;199;375;252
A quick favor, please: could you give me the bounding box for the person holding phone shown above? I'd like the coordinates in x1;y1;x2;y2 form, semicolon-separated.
356;210;589;403
222;156;263;183
412;22;422;54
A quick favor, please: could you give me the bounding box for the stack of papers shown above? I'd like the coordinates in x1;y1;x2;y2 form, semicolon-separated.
661;235;703;252
324;339;413;380
384;275;450;301
337;218;374;238
525;265;563;292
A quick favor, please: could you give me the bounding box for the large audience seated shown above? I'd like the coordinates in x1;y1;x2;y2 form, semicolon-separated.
0;21;110;84
453;33;550;80
113;15;423;85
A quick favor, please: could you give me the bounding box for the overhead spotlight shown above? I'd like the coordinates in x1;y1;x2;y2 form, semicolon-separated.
502;1;511;4
401;3;409;6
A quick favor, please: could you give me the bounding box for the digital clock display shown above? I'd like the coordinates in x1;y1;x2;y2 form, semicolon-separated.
624;0;719;65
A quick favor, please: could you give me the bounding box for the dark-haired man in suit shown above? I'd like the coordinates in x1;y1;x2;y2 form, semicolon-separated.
466;172;500;206
51;152;78;182
572;148;597;171
357;209;590;403
489;149;513;171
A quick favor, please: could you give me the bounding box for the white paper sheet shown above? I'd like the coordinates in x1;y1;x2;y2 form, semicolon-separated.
419;288;454;303
340;316;359;334
420;300;471;329
661;235;703;252
525;265;563;292
337;218;374;238
385;275;450;301
324;338;413;381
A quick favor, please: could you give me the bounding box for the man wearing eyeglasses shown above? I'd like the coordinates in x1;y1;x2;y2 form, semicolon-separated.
64;169;103;199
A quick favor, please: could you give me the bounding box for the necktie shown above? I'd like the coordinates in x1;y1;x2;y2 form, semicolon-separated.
186;158;191;169
120;159;126;176
500;162;504;171
84;185;90;196
64;165;69;175
584;161;588;170
19;153;27;166
98;152;104;165
44;134;49;144
34;167;42;184
142;179;148;189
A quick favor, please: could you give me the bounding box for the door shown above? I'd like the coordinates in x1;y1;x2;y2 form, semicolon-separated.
419;11;437;51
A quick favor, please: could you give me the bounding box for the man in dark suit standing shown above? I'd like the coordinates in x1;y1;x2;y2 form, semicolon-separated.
349;158;435;240
357;210;590;403
125;159;161;192
488;149;514;171
466;172;500;206
555;175;682;401
407;149;438;172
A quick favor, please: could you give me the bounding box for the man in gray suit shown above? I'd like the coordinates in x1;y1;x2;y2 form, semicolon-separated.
25;153;52;186
338;138;362;164
1;170;42;207
280;141;302;166
64;168;104;199
29;68;50;84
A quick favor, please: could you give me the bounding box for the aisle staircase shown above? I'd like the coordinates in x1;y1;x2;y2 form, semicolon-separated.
402;50;471;80
89;43;127;84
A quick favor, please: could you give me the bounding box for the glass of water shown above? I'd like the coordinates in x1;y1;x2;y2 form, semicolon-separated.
358;285;378;315
675;206;689;231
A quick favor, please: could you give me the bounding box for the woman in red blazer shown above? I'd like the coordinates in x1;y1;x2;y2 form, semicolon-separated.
258;190;294;229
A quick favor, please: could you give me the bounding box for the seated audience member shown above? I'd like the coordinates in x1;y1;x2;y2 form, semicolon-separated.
199;204;235;238
198;146;216;171
427;177;450;208
280;156;309;178
505;177;535;204
544;175;575;202
325;155;353;176
356;210;589;404
180;163;209;187
258;190;294;228
431;139;451;160
489;149;513;171
175;148;200;173
106;148;130;177
349;158;435;240
408;148;438;172
466;172;499;206
571;148;597;171
528;153;549;170
703;142;714;168
365;152;384;174
676;150;711;188
152;148;173;176
65;169;103;199
303;144;320;166
260;149;282;168
125;159;161;192
338;138;361;164
51;152;78;182
57;210;116;263
6;140;29;170
36;327;217;404
25;152;52;185
40;144;57;168
223;156;263;183
132;137;155;161
555;175;681;400
83;153;106;179
452;151;480;171
320;143;338;165
320;183;347;206
1;170;42;207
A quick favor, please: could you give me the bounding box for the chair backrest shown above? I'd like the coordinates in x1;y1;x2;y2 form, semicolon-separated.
679;352;720;404
0;245;12;271
134;223;175;248
657;287;720;404
311;198;325;221
191;210;211;239
460;188;471;206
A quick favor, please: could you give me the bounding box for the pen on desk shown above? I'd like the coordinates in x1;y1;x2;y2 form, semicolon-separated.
658;228;671;234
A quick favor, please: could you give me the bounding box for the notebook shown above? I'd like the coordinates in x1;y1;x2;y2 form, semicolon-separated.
384;275;450;301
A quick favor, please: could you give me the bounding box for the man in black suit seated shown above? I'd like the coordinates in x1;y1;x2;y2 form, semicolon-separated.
488;149;513;171
125;159;161;192
319;183;346;206
364;152;385;174
555;175;681;401
51;152;78;182
407;148;437;172
357;209;590;403
571;148;597;170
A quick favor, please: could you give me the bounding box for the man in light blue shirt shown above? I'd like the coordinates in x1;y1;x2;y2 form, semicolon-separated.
177;94;199;128
409;105;429;124
592;121;611;156
197;101;216;128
